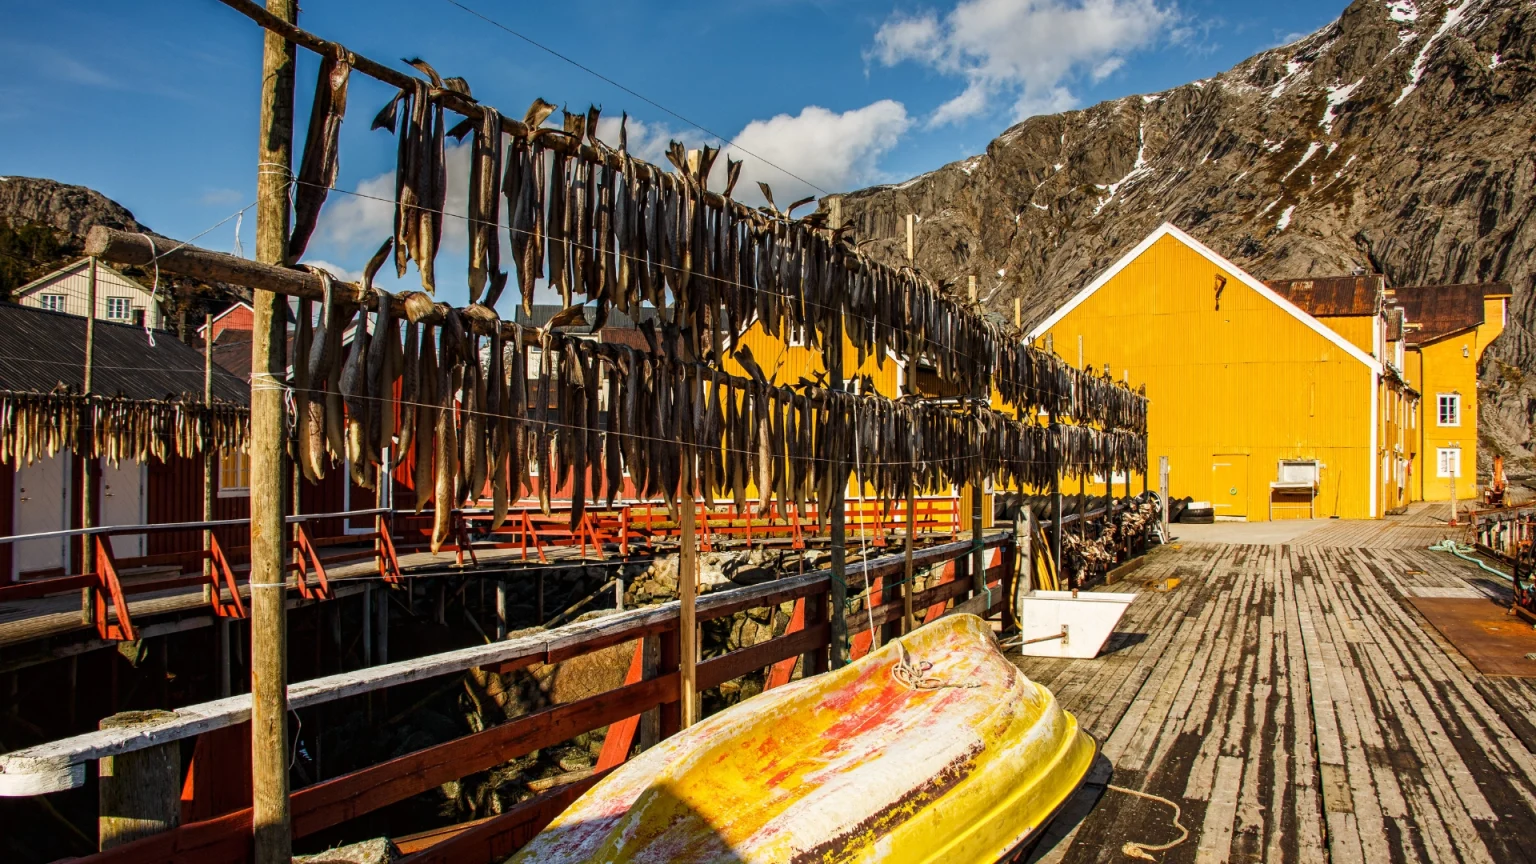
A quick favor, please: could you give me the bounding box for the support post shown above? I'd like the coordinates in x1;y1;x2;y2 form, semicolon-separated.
361;583;373;666
1159;456;1170;541
81;257;99;624
901;211;917;636
967;277;984;599
98;710;180;850
375;582;389;664
495;580;508;639
903;484;916;634
1050;418;1063;582
679;451;699;727
250;2;297;860
826;311;849;669
204;311;216;602
218;619;233;698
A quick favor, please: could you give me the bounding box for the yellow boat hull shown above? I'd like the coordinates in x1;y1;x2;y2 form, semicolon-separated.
509;613;1095;863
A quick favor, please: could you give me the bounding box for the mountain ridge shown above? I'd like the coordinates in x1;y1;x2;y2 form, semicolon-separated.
831;0;1536;476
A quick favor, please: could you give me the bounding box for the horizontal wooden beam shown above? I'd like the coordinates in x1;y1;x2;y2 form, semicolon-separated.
697;623;830;691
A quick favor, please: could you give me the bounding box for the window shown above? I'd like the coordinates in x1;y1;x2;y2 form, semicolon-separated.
218;451;251;497
39;293;66;312
105;297;133;321
1437;393;1460;427
1436;448;1461;479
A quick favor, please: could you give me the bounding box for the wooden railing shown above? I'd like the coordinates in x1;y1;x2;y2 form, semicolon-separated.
0;534;1012;863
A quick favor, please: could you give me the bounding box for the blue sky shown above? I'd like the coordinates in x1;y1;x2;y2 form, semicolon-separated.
2;0;1348;305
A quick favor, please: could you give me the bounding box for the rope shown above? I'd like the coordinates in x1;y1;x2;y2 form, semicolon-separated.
890;640;980;691
1427;539;1512;582
854;388;876;653
1106;784;1189;861
139;233;160;348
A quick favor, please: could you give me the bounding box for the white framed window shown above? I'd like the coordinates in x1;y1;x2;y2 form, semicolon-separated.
1437;393;1460;427
1435;447;1461;479
218;451;251;497
105;297;133;321
39;293;66;312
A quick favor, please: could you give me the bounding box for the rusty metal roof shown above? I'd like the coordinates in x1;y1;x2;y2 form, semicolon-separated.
1265;275;1385;317
1390;282;1509;345
0;302;248;404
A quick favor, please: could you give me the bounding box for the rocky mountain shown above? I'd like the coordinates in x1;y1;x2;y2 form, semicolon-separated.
832;0;1536;477
0;176;247;337
0;176;147;239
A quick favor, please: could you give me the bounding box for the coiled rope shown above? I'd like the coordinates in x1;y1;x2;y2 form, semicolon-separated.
1106;784;1188;860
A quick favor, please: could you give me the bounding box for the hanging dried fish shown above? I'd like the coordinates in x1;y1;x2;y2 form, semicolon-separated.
464;106;507;306
341;300;372;487
291;296;314;476
413;324;439;513
289;47;352;262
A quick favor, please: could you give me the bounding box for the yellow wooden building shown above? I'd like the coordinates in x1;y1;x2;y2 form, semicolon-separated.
1028;223;1399;521
1268;277;1509;504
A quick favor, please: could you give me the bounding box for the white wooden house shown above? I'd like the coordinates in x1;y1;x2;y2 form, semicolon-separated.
13;257;164;329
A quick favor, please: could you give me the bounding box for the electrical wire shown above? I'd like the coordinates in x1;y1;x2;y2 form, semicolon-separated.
439;0;832;198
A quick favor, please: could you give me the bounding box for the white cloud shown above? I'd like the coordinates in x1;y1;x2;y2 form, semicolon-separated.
317;139;473;255
301;259;363;283
600;103;911;208
717;101;911;206
871;0;1178;125
594;114;687;166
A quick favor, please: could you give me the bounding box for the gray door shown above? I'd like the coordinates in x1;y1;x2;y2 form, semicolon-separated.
15;454;70;577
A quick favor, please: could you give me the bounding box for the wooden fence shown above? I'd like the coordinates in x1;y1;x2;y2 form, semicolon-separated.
0;534;1012;863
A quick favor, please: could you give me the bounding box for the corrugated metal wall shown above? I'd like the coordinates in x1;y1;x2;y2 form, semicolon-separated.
0;463;12;579
1039;233;1376;521
146;455;249;560
1408;337;1481;502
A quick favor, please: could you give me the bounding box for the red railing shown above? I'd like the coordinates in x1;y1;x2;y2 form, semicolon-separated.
0;498;971;642
5;535;1010;864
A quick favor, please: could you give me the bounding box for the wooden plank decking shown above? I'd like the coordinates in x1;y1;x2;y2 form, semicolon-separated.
1020;511;1536;864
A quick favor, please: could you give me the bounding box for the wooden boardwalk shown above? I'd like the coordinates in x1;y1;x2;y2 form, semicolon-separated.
1019;518;1536;864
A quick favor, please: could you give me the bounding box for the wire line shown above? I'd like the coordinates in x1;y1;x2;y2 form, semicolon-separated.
439;0;831;197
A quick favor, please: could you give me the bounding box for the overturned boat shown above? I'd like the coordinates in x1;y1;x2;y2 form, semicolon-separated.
509;613;1096;863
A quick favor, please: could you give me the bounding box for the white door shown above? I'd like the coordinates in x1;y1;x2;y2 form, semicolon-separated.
14;454;71;578
100;459;146;558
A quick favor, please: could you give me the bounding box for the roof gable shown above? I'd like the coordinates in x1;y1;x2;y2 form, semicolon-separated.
1028;223;1381;372
196;301;254;336
14;257;152;299
1392;282;1508;346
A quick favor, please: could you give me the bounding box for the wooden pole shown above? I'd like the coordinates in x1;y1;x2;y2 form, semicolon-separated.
1014;297;1022;330
903;484;916;634
1051;417;1063;579
827;311;849;669
1159;456;1170;541
81;257;99;624
204;312;215;599
361;584;373;666
97;710;180;850
495;580;508;639
250;2;296;860
375;582;389;664
679;450;699;727
967;275;984;598
902;218;917;636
